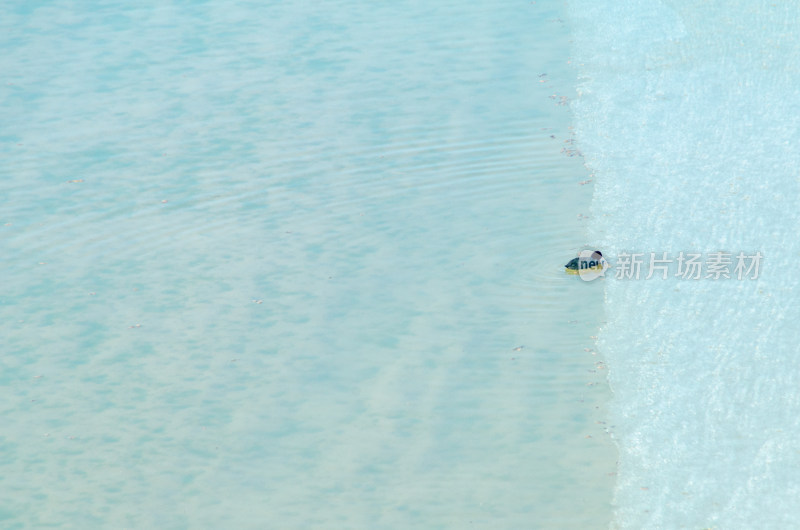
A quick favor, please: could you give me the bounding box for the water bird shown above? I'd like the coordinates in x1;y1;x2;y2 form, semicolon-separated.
565;257;580;272
565;253;605;275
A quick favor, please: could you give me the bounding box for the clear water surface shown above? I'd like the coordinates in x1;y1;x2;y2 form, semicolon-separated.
1;1;613;528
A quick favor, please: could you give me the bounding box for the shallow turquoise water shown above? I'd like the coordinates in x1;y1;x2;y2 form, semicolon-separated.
1;2;612;528
570;0;800;527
